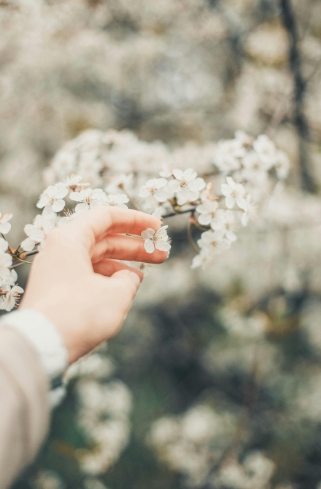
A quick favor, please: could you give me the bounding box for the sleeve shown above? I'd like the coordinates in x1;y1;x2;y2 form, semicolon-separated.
0;325;50;489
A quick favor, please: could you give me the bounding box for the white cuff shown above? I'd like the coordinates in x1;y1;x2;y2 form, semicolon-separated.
1;309;68;384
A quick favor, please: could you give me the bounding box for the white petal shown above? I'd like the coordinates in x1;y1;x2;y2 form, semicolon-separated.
198;214;212;226
21;237;37;252
52;199;65;212
221;184;232;197
70;191;82;202
226;176;235;188
36;196;48;209
225;196;235;209
75;203;89;213
141;228;155;239
184;168;197;181
172;169;184;181
189;178;206;192
0;238;8;252
0;222;11;234
235;195;246;210
177;188;192;205
144;239;155;254
168;180;180;193
155;240;171;252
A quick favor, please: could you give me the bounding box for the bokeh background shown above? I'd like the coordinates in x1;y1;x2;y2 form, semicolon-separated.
1;0;321;488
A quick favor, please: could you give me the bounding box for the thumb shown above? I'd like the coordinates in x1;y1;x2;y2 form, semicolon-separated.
110;269;142;303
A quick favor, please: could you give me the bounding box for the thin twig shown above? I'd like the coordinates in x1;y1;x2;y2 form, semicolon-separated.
162;207;196;219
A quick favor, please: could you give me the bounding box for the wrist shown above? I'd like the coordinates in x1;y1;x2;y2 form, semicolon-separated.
2;308;69;389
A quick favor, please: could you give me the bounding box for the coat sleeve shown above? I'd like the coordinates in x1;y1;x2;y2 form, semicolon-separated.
0;324;50;489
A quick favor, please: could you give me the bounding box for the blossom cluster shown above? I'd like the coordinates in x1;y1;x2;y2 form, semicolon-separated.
45;129;289;270
67;352;132;476
0;129;288;311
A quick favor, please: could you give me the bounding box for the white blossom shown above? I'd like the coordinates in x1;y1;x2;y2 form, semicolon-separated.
0;237;12;269
221;177;247;210
141;226;171;254
0;285;24;311
37;185;68;213
105;194;129;208
0;213;12;235
21;209;57;252
168;169;205;205
241;151;268;183
196;200;219;226
214;138;246;172
70;188;107;213
241;195;257;226
0;268;17;288
62;174;90;191
139;178;169;206
211;209;238;242
253;134;277;169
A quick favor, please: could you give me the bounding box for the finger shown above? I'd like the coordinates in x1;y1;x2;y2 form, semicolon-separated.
93;258;144;281
109;269;141;307
64;206;162;252
92;234;168;264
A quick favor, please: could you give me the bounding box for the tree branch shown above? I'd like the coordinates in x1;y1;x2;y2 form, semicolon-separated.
279;0;316;193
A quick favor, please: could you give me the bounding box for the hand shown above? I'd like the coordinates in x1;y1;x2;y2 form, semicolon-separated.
20;206;168;364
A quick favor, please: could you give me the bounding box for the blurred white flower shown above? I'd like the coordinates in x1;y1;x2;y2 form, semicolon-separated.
196;200;219;226
253;134;277;169
141;226;171;253
139;178;169;207
105;194;129;208
21;209;57;252
70;188;107;213
241;195;257;226
62;174;90;191
0;213;13;235
214;138;246;172
37;185;68;213
211;209;238;241
221;177;247;210
168;169;206;205
0;285;24;311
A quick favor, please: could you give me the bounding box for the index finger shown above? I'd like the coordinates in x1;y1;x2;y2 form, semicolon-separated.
65;206;162;251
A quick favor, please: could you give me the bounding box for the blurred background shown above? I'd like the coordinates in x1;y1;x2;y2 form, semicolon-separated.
1;0;321;488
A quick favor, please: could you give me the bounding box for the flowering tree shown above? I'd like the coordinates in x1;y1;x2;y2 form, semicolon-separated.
1;0;321;488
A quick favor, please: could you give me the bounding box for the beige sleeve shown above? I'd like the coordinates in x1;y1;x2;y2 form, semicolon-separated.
0;325;50;489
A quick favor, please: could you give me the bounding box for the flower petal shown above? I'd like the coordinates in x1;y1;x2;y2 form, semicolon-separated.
144;239;155;254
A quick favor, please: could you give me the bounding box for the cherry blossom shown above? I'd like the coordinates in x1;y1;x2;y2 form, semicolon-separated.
253;134;277;169
0;238;12;269
168;169;206;205
0;213;12;235
70;188;107;213
105;194;129;208
221;177;247;210
141;226;171;254
192;230;231;268
21;210;57;252
139;178;169;208
62;174;90;191
196;200;219;226
214;139;246;173
241;195;257;226
211;209;238;242
37;185;68;213
0;285;24;312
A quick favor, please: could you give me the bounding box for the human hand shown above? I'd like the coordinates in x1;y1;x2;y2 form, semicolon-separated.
20;206;168;364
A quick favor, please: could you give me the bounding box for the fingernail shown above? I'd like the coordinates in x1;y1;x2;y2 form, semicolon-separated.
129;271;141;287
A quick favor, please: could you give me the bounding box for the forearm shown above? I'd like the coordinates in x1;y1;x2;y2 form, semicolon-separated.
0;324;50;489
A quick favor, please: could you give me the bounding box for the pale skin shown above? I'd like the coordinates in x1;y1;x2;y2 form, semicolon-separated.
20;206;168;364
